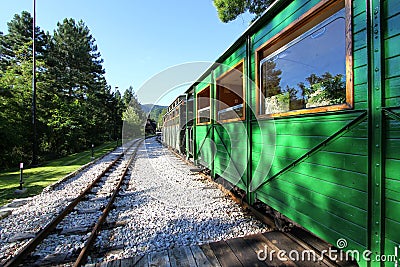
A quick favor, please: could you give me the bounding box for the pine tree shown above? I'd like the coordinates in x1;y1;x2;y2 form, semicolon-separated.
0;12;127;167
0;11;47;68
46;18;109;154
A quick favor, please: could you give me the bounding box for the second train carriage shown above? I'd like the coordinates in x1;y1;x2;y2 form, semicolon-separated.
162;95;187;154
163;0;400;266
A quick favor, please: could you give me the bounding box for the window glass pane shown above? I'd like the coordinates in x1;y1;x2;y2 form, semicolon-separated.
197;86;210;124
217;63;244;121
260;9;346;115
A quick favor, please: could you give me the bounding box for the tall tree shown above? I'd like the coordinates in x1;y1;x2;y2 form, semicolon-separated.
0;11;47;68
122;86;134;108
0;12;49;168
213;0;275;23
121;88;145;140
0;12;128;168
0;43;33;167
157;108;167;129
45;18;109;155
0;31;6;71
47;18;104;98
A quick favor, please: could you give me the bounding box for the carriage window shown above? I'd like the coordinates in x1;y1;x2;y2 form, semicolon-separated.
216;61;245;122
258;5;351;116
196;86;211;124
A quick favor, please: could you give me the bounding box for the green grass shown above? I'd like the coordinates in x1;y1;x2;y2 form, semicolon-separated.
0;142;117;207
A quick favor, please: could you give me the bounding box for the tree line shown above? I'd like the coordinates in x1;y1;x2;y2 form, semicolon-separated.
0;12;145;170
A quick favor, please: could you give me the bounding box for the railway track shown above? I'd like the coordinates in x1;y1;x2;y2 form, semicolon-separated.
3;138;144;267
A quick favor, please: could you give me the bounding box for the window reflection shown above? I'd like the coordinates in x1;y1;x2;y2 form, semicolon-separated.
260;9;346;115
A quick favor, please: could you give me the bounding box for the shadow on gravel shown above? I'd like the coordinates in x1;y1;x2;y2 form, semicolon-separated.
141;138;166;159
112;188;153;216
135;216;252;255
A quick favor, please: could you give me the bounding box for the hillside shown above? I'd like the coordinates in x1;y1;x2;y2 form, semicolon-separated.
141;104;167;114
141;104;167;125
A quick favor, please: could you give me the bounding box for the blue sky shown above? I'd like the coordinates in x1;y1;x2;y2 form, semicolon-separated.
1;1;253;105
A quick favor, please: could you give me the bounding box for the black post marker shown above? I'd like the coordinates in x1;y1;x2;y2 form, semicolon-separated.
19;163;24;190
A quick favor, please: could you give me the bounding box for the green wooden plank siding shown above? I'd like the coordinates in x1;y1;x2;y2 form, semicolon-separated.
383;0;400;262
215;45;246;77
253;136;366;155
353;10;366;34
383;6;400;103
387;138;400;159
387;123;400;139
213;123;248;190
386;180;400;194
353;16;367;51
249;0;370;261
195;44;247;187
384;118;400;257
252;112;367;241
260;175;367;229
385;56;400;80
352;0;365;17
195;125;213;169
386;159;400;180
354;66;368;86
385;77;400;100
353;48;368;68
187;0;400;265
255;187;367;252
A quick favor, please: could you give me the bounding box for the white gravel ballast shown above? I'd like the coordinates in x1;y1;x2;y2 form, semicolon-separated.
0;147;124;264
97;137;269;262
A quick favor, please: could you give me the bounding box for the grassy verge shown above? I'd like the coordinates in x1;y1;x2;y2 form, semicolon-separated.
0;142;117;207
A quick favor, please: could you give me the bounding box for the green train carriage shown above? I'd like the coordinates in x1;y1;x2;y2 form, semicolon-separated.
162;95;187;154
163;0;399;265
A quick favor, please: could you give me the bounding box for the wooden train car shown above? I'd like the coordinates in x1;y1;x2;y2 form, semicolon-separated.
162;95;187;154
163;0;400;265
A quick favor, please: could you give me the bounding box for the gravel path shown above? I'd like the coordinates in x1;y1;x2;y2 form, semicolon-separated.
30;145;138;264
0;146;125;265
0;138;269;266
95;137;269;263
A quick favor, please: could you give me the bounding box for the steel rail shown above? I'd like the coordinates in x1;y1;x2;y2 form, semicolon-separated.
74;138;144;266
4;139;141;267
